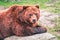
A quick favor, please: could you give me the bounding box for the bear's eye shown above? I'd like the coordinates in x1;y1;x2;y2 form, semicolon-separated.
29;14;32;16
35;13;37;15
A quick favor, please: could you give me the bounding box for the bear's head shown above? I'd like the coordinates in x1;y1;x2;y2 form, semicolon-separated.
9;5;40;24
18;5;40;24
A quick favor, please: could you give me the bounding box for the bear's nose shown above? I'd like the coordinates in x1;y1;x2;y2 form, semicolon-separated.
33;19;36;23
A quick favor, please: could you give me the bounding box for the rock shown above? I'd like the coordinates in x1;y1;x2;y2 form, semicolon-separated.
38;10;59;28
5;33;57;40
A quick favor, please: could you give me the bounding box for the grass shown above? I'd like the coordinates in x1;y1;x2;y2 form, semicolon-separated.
47;17;60;40
0;0;49;8
0;0;60;13
45;0;60;14
48;27;60;40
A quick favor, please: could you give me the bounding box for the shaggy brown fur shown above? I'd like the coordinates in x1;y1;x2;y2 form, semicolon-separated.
0;5;47;40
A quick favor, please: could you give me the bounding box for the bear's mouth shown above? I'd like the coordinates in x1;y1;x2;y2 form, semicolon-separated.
26;20;36;25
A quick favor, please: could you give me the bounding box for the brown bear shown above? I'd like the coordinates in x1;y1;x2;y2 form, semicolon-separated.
0;5;47;40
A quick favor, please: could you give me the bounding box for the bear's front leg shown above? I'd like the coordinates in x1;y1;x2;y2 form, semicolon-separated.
0;37;4;40
33;25;47;34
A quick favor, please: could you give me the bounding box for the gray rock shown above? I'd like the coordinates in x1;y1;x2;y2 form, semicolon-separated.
39;10;59;28
5;33;57;40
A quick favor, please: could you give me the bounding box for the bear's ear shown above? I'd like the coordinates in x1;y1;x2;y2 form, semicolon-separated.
18;6;29;14
23;6;29;10
35;5;39;9
10;5;17;12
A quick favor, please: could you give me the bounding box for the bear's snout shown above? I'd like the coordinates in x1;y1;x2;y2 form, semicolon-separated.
29;14;37;23
33;27;47;34
32;19;36;23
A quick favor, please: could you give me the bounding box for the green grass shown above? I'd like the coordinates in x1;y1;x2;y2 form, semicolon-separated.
47;17;60;40
0;0;60;13
53;1;60;13
48;27;60;40
46;0;60;14
0;0;49;8
0;0;60;14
